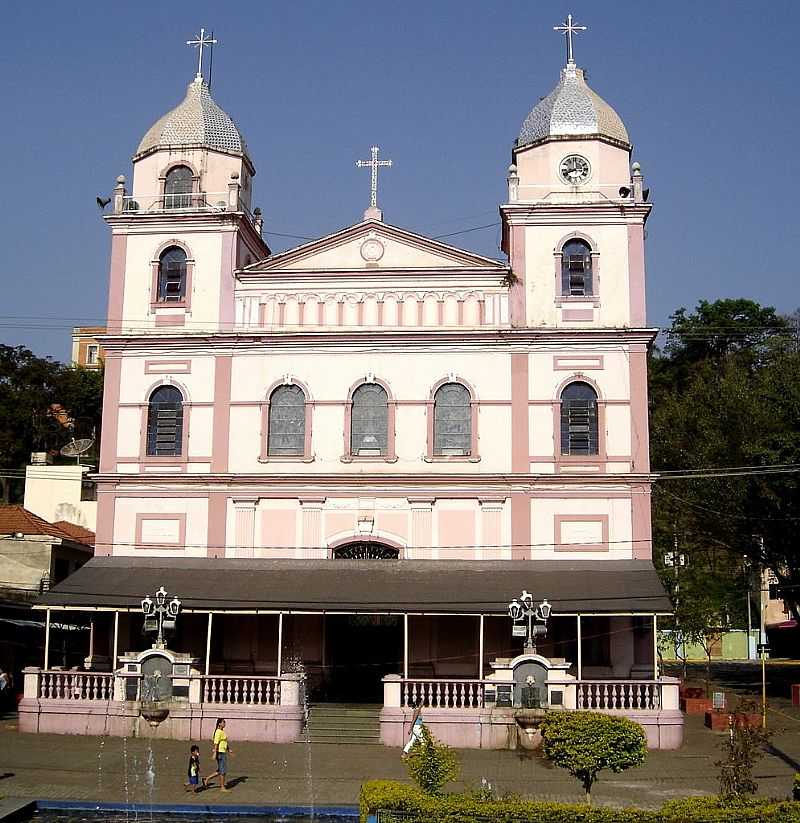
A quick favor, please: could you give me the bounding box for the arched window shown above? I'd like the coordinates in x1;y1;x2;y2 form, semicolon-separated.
164;165;193;209
268;384;306;456
561;239;593;297
332;542;399;560
351;383;388;456
146;385;184;456
560;381;599;456
433;383;471;455
157;247;187;303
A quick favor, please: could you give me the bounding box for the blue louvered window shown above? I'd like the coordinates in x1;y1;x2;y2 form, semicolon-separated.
157;247;187;302
164;165;193;209
561;239;593;297
146;386;184;456
560;381;598;455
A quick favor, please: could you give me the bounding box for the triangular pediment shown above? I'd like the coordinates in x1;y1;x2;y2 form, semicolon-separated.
243;220;507;274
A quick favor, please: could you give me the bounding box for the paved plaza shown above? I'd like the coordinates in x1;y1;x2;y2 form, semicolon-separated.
1;685;800;810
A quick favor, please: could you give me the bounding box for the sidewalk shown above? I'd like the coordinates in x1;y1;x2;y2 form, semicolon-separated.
1;704;799;810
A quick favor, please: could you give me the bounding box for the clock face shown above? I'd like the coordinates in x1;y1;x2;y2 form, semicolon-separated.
559;154;591;185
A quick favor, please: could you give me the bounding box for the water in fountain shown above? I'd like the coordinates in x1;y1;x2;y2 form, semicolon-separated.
285;655;314;821
121;736;131;822
145;741;156;820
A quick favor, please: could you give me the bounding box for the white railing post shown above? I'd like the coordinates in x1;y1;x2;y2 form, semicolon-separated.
23;667;40;700
279;673;302;706
383;674;402;708
660;676;680;711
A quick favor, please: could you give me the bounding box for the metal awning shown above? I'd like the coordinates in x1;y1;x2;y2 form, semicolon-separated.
37;557;672;615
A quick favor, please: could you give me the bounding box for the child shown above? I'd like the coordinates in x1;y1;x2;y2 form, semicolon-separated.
185;744;201;792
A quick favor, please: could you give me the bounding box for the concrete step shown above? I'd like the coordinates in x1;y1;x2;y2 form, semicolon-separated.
306;703;382;744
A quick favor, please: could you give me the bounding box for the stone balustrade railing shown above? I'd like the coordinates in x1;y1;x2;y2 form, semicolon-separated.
202;675;282;706
576;680;664;711
400;677;497;709
22;668;304;708
37;670;114;701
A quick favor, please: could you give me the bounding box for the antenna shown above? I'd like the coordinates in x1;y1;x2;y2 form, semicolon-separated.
60;438;95;465
208;29;215;90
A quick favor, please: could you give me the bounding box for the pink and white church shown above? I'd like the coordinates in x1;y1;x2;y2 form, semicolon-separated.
25;23;681;748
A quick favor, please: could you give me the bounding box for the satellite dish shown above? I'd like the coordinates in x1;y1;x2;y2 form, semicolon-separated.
618;186;631;198
60;438;95;462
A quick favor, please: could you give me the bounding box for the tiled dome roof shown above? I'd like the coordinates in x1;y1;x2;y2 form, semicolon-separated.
518;62;630;149
135;77;248;159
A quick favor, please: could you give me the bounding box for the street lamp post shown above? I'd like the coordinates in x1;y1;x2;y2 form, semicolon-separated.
508;590;552;654
141;586;181;650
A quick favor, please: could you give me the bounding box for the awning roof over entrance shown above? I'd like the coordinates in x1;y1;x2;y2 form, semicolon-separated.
38;557;672;614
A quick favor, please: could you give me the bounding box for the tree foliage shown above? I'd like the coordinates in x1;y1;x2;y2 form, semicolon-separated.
715;700;771;800
0;344;103;502
540;711;647;804
403;724;460;795
650;300;800;628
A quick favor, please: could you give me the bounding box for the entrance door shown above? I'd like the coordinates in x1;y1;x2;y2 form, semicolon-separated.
325;615;402;703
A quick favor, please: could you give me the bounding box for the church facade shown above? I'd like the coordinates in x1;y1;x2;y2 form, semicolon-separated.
28;27;680;749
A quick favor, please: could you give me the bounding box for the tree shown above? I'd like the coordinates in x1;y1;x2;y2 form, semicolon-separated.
0;344;103;503
650;300;800;626
716;699;771;799
403;724;460;795
539;711;647;804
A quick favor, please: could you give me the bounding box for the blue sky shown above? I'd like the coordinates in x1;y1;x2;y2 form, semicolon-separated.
1;0;797;360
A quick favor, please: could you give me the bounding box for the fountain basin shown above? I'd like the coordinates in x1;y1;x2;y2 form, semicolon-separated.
139;701;170;727
514;708;547;750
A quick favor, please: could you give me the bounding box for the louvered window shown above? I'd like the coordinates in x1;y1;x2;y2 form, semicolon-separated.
560;381;598;455
146;385;184;456
157;247;187;302
268;384;306;455
433;383;471;455
351;383;388;455
164;165;193;209
561;239;593;297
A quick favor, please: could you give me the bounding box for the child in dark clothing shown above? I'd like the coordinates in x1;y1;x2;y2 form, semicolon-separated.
185;745;201;792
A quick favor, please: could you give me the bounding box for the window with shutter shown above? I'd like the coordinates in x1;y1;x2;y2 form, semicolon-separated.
268;384;306;455
164;165;193;209
158;247;187;302
433;383;471;455
350;383;388;455
560;239;593;297
146;385;184;456
560;381;598;455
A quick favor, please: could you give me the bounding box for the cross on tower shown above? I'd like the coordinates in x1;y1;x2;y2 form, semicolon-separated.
187;28;217;82
356;146;392;211
553;13;586;65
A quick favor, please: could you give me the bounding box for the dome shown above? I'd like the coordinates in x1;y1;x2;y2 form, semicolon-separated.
517;62;630;149
135;77;249;160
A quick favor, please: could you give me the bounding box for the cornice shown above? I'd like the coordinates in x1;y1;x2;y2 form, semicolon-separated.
500;201;652;223
96;326;659;354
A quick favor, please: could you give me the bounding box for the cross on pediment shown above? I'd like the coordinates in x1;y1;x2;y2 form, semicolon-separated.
187;27;217;82
356;145;392;219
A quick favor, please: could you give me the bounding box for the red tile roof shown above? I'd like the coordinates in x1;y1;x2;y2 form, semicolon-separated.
0;505;93;548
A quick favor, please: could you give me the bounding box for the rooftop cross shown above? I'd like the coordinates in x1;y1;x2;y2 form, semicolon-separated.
187;28;218;82
356;145;392;211
553;13;586;65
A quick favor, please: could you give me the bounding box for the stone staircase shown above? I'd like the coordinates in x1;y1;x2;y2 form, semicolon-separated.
305;703;382;745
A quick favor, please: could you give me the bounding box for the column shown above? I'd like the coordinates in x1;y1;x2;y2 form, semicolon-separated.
576;615;582;681
112;611;120;670
403;614;409;679
233;499;257;558
277;613;284;676
653;614;659;679
409;499;433;560
205;613;214;676
44;608;51;669
479;615;485;679
300;498;324;559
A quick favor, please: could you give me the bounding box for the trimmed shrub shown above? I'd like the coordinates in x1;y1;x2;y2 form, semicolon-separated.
360;782;800;823
540;711;647;804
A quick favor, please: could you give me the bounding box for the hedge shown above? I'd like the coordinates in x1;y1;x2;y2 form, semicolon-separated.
360;781;800;823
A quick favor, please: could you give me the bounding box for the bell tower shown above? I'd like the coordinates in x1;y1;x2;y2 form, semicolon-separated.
104;32;268;336
501;15;650;330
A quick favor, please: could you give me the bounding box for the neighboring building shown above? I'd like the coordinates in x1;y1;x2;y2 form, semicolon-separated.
0;506;94;682
24;460;97;532
71;326;106;369
32;23;679;748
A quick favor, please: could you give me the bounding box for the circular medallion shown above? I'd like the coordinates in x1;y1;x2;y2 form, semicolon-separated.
360;235;385;263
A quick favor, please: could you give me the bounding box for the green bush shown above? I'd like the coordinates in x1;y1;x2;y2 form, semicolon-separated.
360;781;800;823
402;723;460;795
540;711;647;804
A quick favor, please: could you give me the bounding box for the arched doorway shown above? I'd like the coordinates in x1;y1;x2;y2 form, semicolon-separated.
325;540;402;702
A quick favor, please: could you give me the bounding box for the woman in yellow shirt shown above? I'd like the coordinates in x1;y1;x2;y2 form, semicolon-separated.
204;717;231;791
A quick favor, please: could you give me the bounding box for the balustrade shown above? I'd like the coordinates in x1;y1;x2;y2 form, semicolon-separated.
400;678;490;709
575;680;661;711
38;670;113;701
201;675;282;706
